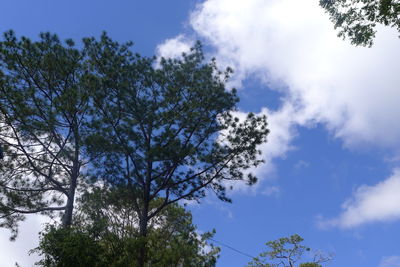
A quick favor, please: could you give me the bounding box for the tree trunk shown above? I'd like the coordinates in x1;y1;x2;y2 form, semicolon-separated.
62;171;78;227
138;125;152;267
62;133;80;227
138;209;149;267
62;162;78;227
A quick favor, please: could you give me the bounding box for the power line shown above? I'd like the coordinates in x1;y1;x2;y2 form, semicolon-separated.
209;237;256;260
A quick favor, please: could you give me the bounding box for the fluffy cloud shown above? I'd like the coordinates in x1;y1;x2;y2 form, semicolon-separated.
319;169;400;228
160;0;400;150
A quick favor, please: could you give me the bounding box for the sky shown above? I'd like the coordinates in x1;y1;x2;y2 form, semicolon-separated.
0;0;400;266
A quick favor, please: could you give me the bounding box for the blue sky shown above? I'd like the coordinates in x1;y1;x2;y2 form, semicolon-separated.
1;1;400;266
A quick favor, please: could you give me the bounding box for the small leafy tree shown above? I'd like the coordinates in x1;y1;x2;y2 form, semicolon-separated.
34;185;220;267
83;36;269;266
247;234;332;267
320;0;400;46
33;225;106;267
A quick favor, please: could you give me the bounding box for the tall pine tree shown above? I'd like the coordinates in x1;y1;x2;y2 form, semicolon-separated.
0;31;92;238
84;35;269;266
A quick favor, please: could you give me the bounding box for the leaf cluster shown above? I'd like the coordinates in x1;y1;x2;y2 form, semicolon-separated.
320;0;400;46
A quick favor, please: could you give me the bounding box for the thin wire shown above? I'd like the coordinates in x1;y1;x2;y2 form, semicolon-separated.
209;237;256;260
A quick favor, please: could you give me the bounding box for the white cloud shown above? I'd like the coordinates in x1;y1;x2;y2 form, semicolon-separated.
156;34;193;60
319;169;400;228
186;0;400;150
255;103;300;177
379;256;400;267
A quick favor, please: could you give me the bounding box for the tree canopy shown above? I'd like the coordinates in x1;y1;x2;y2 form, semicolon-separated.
247;234;332;267
320;0;400;46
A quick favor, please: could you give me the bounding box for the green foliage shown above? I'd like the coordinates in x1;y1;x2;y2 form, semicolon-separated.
320;0;400;46
33;226;107;267
79;186;220;266
35;186;220;266
247;234;331;267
